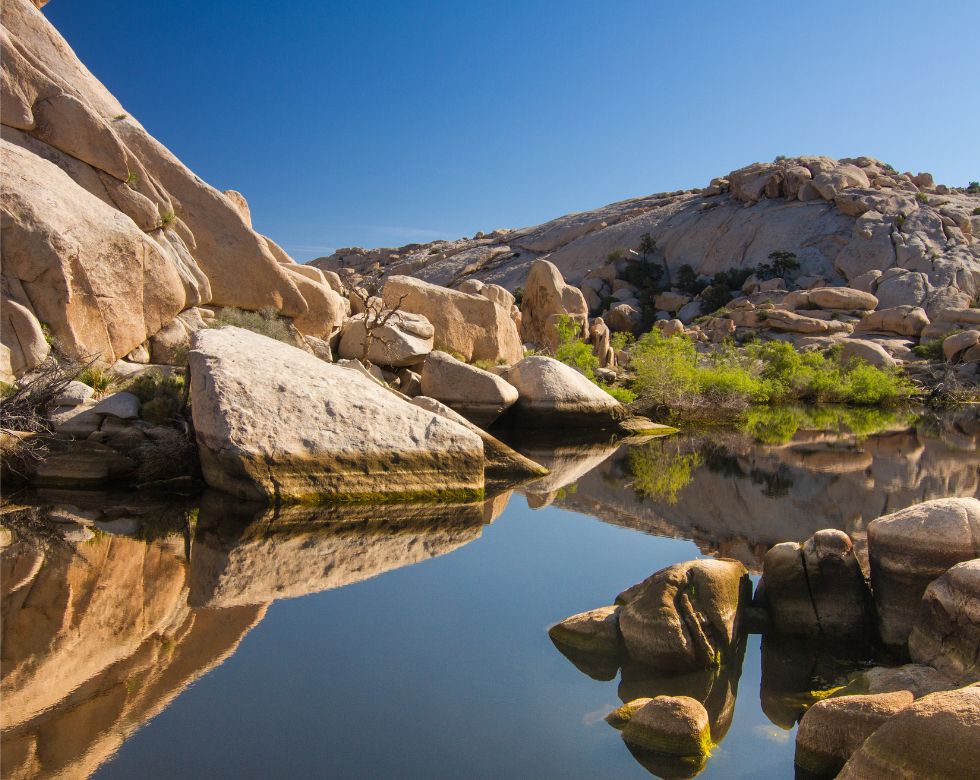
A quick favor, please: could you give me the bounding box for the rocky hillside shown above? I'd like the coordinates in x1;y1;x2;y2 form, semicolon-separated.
313;157;980;318
1;0;348;380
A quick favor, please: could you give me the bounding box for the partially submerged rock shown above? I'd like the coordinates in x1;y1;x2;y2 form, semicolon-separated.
908;560;980;682
618;695;712;758
795;691;914;778
760;529;872;640
618;558;749;672
867;497;980;646
838;685;980;779
419;350;518;427
548;605;620;656
187;327;485;502
499;356;625;428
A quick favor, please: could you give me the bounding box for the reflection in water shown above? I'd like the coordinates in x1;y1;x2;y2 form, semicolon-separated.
1;409;977;779
545;409;980;570
0;492;498;779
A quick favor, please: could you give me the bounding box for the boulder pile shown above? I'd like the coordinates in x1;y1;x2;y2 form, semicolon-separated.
549;496;980;776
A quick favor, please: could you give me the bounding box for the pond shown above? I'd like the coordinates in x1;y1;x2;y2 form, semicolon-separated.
2;407;978;779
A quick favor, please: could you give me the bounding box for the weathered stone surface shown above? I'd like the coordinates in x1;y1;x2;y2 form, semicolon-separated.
419;351;518;427
840;339;897;368
607;302;642;333
868;498;980;646
619;695;712;757
908;560;980;681
854;305;929;337
943;330;980;363
852;664;957;699
337;310;434;367
808;287;878;311
838;685;980;779
653;291;691;313
90;391;141;420
382;275;522;364
519;259;589;348
1;297;50;376
760;529;872;639
187;327;484;502
499;356;624;427
548;605;621;656
52;380;94;407
618;558;749;672
795;691;914;778
32;440;134;487
409;396;547;480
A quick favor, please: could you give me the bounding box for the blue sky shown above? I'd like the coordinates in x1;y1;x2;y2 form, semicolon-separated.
48;0;980;261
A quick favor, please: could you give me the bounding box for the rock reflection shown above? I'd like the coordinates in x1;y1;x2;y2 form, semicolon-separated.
542;409;980;570
1;490;501;779
189;492;490;608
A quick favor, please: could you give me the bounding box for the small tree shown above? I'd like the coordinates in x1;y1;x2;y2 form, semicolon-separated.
344;284;408;364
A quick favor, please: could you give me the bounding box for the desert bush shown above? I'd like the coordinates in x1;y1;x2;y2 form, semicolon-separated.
912;339;945;361
599;383;637;404
212;306;293;343
629;330;914;422
554;315;598;381
124;371;186;426
627;441;702;504
78;366;116;396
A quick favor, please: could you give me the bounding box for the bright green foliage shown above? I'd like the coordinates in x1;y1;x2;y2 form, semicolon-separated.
610;331;635;352
629;330;915;420
212;306;293;343
628;442;703;504
599;383;637;404
160;210;176;227
78;367;116;395
554;314;598;381
739;405;912;444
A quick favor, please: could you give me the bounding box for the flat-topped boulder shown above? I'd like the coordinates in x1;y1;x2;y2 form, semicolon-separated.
382;275;523;364
187;327;484;502
499;355;625;427
868;497;980;646
420;350;518;426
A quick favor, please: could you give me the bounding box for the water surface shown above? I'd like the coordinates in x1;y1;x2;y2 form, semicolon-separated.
2;408;977;779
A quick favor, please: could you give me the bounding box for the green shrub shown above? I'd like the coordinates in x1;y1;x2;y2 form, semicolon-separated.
513;287;524;307
676;264;706;295
160;210;176;228
915;191;929;204
755;251;799;281
126;171;139;185
125;371;186;426
554;315;598;380
911;338;945;361
212;306;293;343
610;331;635;352
78;367;116;395
700;284;732;314
630;330;914;422
972;207;980;216
599;383;637;404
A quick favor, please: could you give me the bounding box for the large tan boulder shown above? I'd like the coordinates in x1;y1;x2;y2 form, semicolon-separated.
868;498;980;646
618;558;749;672
812;165;871;200
908;560;980;681
1;140;185;364
499;355;624;427
0;0;349;375
795;691;914;778
519;259;589;348
760;529;872;639
337;310;434;366
838;685;980;779
419;350;518;427
943;330;980;363
840;339;897;368
808;286;879;311
382;275;522;364
1;296;49;375
854;305;929;337
187;327;485;502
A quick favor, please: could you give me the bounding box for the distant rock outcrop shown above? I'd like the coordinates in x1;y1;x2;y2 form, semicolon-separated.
312;156;979;319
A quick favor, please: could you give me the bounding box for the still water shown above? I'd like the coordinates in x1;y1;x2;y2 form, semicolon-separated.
2;409;978;779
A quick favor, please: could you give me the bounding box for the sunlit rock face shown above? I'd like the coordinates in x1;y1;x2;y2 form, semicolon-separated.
189;495;489;608
547;414;980;571
0;511;265;779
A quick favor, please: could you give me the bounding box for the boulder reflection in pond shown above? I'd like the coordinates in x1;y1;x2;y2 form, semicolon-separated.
189;491;490;608
550;409;980;571
759;633;871;730
1;506;264;780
